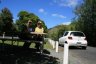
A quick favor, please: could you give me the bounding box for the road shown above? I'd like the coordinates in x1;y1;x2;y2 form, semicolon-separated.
43;46;96;64
69;46;96;64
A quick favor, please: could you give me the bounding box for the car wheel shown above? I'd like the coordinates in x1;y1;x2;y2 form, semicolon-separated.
82;46;87;50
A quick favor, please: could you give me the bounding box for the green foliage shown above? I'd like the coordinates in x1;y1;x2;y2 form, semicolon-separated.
0;8;47;36
16;11;39;25
0;8;17;35
16;11;47;32
48;25;67;41
73;0;96;46
49;0;96;46
0;13;3;32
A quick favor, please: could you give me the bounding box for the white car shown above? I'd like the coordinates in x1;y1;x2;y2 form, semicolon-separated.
59;31;88;49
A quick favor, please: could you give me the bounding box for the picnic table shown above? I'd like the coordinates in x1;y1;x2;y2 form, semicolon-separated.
0;32;47;53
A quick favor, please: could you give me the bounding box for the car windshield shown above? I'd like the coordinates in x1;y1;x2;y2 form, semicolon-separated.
70;32;85;37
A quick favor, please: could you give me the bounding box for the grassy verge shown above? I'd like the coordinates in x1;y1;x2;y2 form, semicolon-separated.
0;40;52;49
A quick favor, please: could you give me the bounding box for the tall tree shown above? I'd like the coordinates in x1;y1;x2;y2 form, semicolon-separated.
74;0;96;46
0;8;15;35
16;11;47;32
0;13;3;33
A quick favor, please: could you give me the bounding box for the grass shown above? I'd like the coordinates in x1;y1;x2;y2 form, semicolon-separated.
0;40;59;64
44;42;53;49
0;40;53;49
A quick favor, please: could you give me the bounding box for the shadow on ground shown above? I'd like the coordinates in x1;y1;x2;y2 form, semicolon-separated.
0;43;59;64
69;46;84;50
59;45;85;50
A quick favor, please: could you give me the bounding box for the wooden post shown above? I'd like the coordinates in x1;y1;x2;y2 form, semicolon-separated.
56;41;59;52
63;42;69;64
3;32;5;38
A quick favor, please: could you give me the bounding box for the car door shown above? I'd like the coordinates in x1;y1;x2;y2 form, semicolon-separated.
59;31;69;44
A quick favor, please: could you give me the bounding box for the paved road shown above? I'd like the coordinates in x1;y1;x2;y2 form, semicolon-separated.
69;46;96;64
47;46;96;64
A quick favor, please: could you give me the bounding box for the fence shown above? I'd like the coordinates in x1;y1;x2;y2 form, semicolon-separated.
48;38;69;64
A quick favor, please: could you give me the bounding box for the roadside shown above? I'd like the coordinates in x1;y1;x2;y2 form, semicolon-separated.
0;41;62;64
3;41;96;64
47;46;64;64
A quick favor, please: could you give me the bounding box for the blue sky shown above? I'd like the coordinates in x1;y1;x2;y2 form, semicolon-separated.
0;0;82;28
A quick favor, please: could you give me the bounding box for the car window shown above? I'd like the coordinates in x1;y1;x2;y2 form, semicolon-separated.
70;32;85;37
63;32;68;36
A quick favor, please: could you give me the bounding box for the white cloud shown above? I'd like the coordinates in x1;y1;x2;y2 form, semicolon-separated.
62;21;71;25
52;14;58;16
50;0;80;8
59;15;66;18
52;13;66;19
60;0;78;7
38;8;47;15
38;8;45;13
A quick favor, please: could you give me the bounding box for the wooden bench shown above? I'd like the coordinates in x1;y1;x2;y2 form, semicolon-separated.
0;32;47;53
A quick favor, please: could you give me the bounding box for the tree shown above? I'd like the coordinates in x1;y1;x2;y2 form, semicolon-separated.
48;25;67;40
16;11;47;32
0;13;3;33
0;8;16;35
74;0;96;46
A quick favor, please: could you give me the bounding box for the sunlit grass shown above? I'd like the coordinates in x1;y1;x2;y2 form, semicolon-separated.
0;40;53;49
44;42;53;49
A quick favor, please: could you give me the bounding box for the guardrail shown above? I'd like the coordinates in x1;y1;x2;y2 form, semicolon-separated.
48;38;55;49
48;38;69;64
